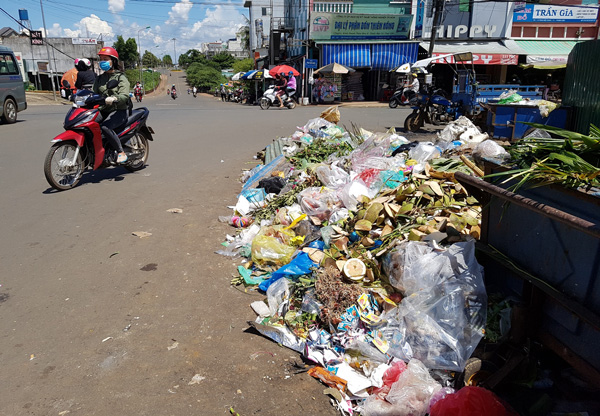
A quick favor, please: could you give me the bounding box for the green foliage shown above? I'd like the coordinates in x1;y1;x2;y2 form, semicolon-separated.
178;49;207;68
185;62;226;92
142;50;160;68
211;52;236;70
124;69;161;91
162;55;173;66
232;58;254;74
113;35;139;69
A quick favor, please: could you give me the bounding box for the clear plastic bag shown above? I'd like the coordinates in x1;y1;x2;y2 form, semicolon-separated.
472;140;509;166
267;276;290;316
338;178;379;211
297;187;342;220
315;162;350;189
360;359;441;416
381;241;487;371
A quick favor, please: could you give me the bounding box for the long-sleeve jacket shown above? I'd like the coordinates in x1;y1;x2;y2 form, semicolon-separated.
93;71;130;112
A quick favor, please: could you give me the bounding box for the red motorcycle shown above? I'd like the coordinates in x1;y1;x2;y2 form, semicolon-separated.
44;80;155;191
134;87;143;102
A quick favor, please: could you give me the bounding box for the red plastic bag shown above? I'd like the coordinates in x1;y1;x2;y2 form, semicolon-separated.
430;386;517;416
370;360;407;399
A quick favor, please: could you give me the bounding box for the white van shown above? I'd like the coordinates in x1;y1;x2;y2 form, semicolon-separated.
0;46;27;124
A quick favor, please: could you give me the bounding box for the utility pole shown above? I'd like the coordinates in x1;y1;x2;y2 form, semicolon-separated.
39;0;57;100
171;38;177;68
138;26;150;85
427;0;444;58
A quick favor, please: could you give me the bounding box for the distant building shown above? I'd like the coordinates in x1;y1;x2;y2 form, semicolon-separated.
0;27;103;90
227;34;249;59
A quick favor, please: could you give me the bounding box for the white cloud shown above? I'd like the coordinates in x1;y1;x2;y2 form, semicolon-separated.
108;0;126;13
166;0;193;25
40;14;113;41
186;5;245;44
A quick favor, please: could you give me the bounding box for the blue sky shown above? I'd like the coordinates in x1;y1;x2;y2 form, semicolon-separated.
0;1;248;58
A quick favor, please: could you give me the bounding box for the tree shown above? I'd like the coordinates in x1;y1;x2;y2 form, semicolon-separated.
113;35;139;69
211;51;236;70
186;62;225;92
142;51;160;68
232;58;254;74
163;55;173;66
178;49;207;68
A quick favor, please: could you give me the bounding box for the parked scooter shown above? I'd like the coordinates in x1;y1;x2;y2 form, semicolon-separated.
259;86;296;110
44;80;154;191
404;88;460;132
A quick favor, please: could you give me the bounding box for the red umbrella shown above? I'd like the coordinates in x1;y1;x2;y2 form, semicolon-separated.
269;65;300;77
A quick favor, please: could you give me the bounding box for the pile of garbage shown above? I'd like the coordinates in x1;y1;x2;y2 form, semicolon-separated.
495;90;558;117
218;108;515;415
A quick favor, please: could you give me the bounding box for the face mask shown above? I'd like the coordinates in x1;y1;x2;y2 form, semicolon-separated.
99;60;111;71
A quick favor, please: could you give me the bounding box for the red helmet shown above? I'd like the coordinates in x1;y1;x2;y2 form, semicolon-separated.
98;46;119;60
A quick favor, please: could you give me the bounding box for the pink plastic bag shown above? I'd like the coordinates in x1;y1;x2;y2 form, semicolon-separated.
371;360;407;399
429;386;518;416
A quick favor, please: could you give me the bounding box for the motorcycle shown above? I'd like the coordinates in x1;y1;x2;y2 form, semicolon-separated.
404;88;461;132
134;89;143;103
44;80;154;191
171;90;177;100
388;89;416;108
259;86;296;110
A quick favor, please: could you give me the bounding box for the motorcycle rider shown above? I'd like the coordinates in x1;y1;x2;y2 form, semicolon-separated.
171;84;177;98
274;73;288;108
286;71;297;101
93;46;130;164
74;58;96;91
134;81;143;101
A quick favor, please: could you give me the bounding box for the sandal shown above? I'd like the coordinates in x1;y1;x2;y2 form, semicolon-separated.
117;153;128;164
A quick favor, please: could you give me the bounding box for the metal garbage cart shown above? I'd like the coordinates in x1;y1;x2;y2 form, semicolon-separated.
486;103;572;141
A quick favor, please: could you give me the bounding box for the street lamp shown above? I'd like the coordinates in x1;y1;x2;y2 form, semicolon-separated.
138;26;150;84
170;37;177;69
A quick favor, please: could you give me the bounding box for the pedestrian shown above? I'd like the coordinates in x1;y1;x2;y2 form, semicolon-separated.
220;83;226;101
93;46;130;164
192;85;197;97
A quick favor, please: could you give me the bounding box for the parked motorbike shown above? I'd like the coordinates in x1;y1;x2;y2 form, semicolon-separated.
404;88;460;132
44;80;154;191
259;86;296;110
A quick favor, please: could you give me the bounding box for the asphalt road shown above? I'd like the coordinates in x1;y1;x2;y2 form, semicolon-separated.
0;71;419;415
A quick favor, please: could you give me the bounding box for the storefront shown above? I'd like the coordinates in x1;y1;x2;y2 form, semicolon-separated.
310;12;418;101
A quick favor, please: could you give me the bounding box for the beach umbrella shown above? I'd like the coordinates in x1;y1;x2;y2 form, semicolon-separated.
391;63;411;73
241;70;257;80
269;65;300;77
253;69;273;80
232;72;245;81
314;62;355;75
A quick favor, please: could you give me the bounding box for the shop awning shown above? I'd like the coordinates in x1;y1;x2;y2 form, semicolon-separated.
371;43;418;71
322;44;372;68
420;41;521;65
514;40;580;67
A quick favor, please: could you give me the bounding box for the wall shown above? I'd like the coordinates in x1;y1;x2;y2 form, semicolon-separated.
0;35;102;74
353;0;410;15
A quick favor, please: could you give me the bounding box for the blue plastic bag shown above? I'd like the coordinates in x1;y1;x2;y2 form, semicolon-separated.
258;252;317;292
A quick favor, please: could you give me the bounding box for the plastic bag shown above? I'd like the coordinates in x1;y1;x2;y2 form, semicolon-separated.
430;386;518;416
297;187;342;220
382;241;487;371
408;142;441;173
497;92;523;105
472;140;509;166
370;360;408;399
251;226;296;266
339;177;379;211
266;274;290;316
315;163;350;189
258;251;316;292
320;106;340;124
215;223;260;257
537;99;557;118
258;176;287;194
360;359;441;416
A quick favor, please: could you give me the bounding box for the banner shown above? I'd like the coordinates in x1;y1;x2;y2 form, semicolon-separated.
71;38;97;45
311;13;412;40
30;30;43;45
513;4;598;23
432;53;518;65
